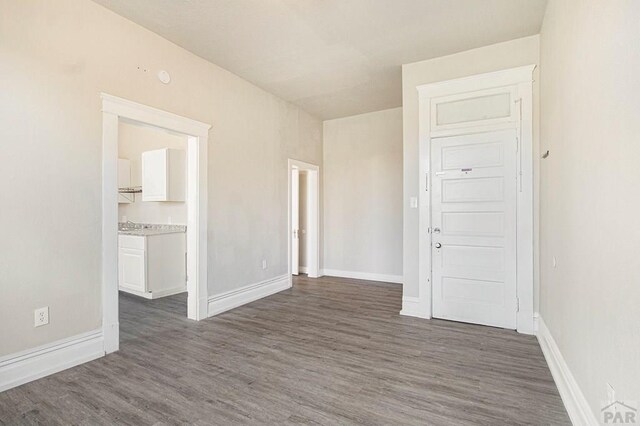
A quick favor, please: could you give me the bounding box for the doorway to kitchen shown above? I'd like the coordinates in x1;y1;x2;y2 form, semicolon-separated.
101;94;211;354
117;122;188;303
288;159;320;279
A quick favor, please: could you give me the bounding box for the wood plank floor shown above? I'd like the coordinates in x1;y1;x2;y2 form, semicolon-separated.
0;276;569;425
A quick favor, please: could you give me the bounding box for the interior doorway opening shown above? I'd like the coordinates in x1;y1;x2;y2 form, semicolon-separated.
101;94;211;354
288;159;320;279
117;121;188;305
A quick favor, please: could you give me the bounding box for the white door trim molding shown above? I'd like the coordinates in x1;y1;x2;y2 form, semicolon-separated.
0;329;104;393
400;296;429;319
537;317;598;425
287;159;320;279
291;168;300;275
410;65;536;333
101;93;211;354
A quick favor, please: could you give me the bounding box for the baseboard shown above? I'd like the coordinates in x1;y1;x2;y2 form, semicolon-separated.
299;266;308;274
207;274;291;317
119;286;152;299
150;286;186;299
320;269;402;284
0;329;105;393
537;317;597;425
400;296;430;319
118;285;186;299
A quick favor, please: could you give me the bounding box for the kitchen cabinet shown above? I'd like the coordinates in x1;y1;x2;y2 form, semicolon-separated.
118;232;186;299
119;246;145;292
118;158;133;203
141;148;186;202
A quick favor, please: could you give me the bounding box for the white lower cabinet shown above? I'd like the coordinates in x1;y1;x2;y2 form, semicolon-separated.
118;233;186;299
119;247;146;292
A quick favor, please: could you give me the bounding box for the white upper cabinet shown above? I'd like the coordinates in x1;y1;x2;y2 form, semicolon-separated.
142;148;186;202
118;158;133;204
430;86;517;133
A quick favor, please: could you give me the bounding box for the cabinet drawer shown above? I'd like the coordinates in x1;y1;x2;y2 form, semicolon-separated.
118;235;145;250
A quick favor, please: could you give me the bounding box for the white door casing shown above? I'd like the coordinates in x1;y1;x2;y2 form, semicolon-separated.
287;159;320;280
406;65;535;334
291;168;300;276
431;130;517;329
101;93;211;354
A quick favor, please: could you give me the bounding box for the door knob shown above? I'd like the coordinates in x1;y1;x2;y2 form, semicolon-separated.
434;242;442;249
433;227;441;233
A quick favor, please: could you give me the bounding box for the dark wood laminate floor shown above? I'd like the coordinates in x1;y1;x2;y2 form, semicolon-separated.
0;276;569;425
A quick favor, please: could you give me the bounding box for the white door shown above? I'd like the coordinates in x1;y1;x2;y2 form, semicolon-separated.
431;129;517;329
291;169;300;275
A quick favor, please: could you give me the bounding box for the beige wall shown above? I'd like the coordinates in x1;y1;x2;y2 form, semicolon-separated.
539;0;640;416
323;108;403;278
118;121;187;225
402;36;540;302
0;0;322;356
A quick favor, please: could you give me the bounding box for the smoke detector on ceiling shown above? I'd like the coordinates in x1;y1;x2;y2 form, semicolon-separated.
157;70;171;84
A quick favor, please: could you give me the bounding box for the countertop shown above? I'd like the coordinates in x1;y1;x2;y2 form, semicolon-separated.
118;223;186;237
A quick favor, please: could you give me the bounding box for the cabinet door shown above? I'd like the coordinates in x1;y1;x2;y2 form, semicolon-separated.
142;149;168;201
118;248;146;292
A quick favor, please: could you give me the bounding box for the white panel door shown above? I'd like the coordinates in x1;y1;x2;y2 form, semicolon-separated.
431;130;517;329
291;169;300;275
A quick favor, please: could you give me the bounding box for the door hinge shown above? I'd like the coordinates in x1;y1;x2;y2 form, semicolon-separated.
516;297;520;312
425;173;429;191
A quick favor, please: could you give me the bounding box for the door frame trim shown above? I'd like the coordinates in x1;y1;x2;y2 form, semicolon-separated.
412;65;536;333
287;159;320;280
101;93;211;354
291;168;300;275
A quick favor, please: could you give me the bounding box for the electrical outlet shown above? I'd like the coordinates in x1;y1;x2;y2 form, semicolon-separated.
262;260;267;270
34;307;49;327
